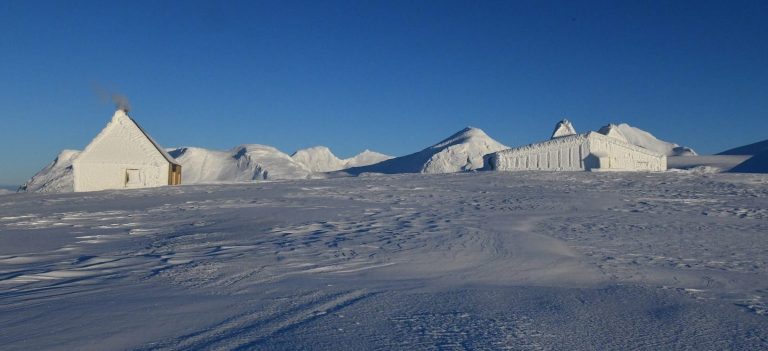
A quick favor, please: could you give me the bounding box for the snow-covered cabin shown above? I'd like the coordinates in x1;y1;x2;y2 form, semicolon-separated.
73;109;182;192
486;120;666;172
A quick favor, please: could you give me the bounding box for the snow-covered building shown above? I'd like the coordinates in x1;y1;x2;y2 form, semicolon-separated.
486;121;666;172
73;109;181;192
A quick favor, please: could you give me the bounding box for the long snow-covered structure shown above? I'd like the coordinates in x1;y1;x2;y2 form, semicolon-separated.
486;121;666;172
73;109;181;192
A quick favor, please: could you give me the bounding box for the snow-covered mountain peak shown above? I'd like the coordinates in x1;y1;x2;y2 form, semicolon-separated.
432;127;491;149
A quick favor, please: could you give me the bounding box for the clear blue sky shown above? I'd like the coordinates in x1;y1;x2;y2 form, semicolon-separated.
1;0;766;185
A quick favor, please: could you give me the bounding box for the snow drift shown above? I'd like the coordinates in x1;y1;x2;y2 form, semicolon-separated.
20;150;80;193
291;147;392;172
342;127;508;175
615;123;696;156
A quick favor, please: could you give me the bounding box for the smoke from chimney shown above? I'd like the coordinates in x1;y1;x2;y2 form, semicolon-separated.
92;83;131;113
111;94;131;113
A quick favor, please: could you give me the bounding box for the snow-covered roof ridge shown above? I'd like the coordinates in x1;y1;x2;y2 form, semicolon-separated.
552;119;577;139
597;123;629;143
117;110;181;166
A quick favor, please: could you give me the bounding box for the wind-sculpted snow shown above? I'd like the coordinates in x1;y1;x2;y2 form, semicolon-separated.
616;123;697;156
19;150;79;193
2;172;768;349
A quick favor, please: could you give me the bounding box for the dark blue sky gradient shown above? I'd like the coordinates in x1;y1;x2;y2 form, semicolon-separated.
1;0;766;184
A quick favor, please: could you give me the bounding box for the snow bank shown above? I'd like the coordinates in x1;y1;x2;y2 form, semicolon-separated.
343;127;508;175
291;147;392;172
718;139;768;156
20;150;80;193
615;123;696;156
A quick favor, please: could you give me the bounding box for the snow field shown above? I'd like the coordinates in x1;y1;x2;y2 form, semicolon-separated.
1;172;767;349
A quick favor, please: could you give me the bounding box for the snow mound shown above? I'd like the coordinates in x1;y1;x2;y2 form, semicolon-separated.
729;150;768;174
597;124;629;143
615;123;697;156
718;139;768;156
20;150;80;193
552;119;577;138
169;144;311;183
291;147;393;172
343;127;508;175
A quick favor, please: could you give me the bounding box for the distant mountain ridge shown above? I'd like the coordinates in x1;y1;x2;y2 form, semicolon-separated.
718;139;768;156
291;146;393;172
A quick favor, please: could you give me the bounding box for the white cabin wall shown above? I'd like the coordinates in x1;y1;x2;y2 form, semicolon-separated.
490;136;587;171
74;163;169;192
585;133;666;171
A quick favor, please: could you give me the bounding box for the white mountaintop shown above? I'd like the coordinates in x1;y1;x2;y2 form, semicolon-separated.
615;123;696;156
169;144;312;183
551;119;577;138
291;147;392;172
20;149;80;193
343;127;508;175
344;149;393;168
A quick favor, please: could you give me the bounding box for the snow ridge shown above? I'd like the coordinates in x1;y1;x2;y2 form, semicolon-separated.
615;123;696;156
20;150;80;193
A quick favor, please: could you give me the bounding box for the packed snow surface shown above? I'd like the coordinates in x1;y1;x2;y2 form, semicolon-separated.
668;155;751;172
1;172;767;350
343;127;508;175
291;146;392;172
615;123;697;156
718;139;768;156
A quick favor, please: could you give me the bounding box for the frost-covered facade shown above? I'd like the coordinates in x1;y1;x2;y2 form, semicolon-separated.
486;121;666;172
73;110;181;192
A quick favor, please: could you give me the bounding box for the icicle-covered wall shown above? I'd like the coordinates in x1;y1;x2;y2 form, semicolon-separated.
487;132;666;172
